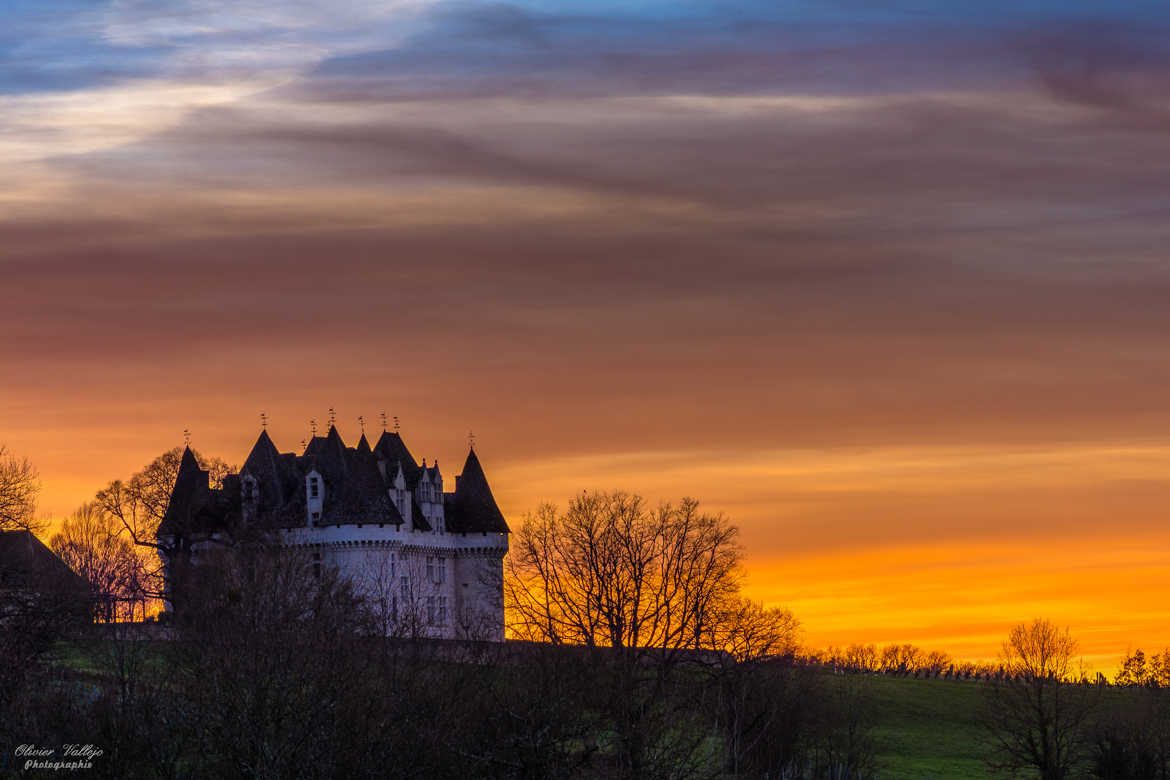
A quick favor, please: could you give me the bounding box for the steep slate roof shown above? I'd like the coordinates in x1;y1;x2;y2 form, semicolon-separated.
445;449;510;533
303;435;327;458
240;430;300;511
373;431;422;487
157;428;507;540
0;530;91;597
311;425;350;487
158;447;213;537
323;434;403;527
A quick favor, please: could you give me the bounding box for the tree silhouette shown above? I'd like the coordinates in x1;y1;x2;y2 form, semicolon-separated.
93;447;231;599
50;502;149;621
0;444;42;534
982;618;1097;779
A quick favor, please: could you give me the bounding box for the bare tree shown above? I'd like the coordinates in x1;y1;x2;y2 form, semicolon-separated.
506;492;741;652
702;597;801;774
0;444;43;534
50;502;148;622
982;618;1098;779
92;447;230;598
506;491;743;778
880;643;924;674
354;546;447;640
843;643;880;672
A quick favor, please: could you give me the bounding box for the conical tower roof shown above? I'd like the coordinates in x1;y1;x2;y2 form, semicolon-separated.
158;446;211;537
447;448;508;533
240;429;295;509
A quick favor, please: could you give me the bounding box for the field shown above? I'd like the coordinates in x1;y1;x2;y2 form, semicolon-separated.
861;674;992;779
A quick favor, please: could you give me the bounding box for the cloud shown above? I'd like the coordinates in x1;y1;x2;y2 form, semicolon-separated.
5;0;1170;465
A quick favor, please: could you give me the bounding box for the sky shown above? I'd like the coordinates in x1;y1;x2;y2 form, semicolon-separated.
2;0;1170;667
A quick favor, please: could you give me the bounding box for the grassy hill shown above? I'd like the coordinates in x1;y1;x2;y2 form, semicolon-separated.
861;674;993;779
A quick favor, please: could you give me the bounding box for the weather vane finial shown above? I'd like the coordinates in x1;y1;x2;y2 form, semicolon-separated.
310;418;318;437
260;411;268;430
358;415;366;434
380;411;388;431
328;407;336;427
468;430;476;451
183;428;191;447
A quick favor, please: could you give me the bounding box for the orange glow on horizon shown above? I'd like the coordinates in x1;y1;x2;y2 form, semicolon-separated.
14;430;1170;672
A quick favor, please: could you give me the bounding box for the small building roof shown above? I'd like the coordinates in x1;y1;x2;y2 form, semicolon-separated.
0;530;91;597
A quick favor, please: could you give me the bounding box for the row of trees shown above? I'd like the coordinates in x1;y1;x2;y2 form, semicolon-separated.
1116;648;1170;688
816;642;956;676
819;639;1170;688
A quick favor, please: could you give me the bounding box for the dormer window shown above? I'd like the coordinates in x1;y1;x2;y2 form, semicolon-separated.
243;477;258;503
309;477;319;499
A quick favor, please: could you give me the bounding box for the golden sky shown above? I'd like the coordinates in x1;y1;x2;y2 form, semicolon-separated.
2;0;1169;668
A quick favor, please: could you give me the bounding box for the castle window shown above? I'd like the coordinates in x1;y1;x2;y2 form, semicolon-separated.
438;596;447;625
309;477;319;499
311;511;320;523
437;557;446;584
400;575;408;600
427;596;436;625
426;557;434;581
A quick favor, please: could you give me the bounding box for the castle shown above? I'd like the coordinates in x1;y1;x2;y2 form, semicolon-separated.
157;425;510;641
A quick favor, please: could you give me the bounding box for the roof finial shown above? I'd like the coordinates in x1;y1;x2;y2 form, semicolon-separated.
380;411;388;431
183;428;192;447
310;418;318;437
260;411;268;430
328;407;336;427
468;430;476;451
358;415;366;434
393;415;400;433
301;439;307;451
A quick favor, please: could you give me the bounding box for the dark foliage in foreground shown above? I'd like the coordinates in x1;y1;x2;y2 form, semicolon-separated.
1;542;878;779
4;530;1166;778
